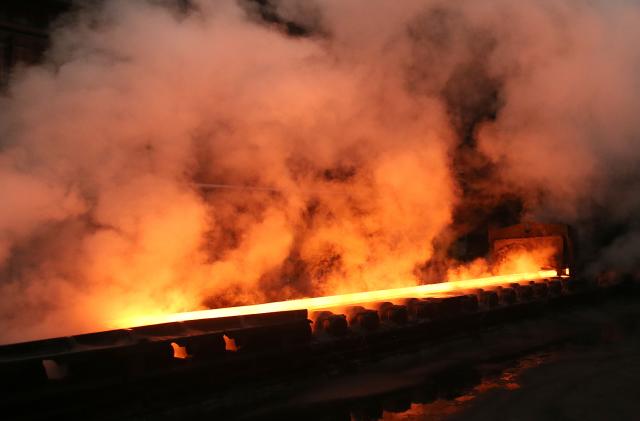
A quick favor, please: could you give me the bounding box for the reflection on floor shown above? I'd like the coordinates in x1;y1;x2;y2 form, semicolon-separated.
255;293;640;421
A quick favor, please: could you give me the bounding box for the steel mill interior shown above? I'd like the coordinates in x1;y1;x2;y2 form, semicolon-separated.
2;1;640;420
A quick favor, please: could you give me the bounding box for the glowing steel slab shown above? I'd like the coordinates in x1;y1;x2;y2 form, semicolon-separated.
127;270;559;327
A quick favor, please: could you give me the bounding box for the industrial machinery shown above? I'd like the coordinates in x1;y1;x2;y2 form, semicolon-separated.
0;223;628;420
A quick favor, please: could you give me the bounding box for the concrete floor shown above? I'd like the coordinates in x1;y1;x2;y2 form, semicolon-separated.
253;289;640;421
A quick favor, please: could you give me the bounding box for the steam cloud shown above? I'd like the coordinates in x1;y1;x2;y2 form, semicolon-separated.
1;0;638;343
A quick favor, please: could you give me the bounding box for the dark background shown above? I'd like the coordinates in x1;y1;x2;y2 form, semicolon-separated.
0;0;73;88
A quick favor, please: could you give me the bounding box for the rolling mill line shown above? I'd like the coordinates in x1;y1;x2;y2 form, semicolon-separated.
0;223;633;419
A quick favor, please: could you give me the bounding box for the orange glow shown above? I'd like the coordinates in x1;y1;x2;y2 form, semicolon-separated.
122;269;558;327
171;342;189;359
447;240;560;282
223;334;238;352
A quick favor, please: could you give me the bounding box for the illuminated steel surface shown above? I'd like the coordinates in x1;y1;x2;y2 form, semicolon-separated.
129;270;560;327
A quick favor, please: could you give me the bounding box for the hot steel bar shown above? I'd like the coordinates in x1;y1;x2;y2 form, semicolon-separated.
127;270;559;327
